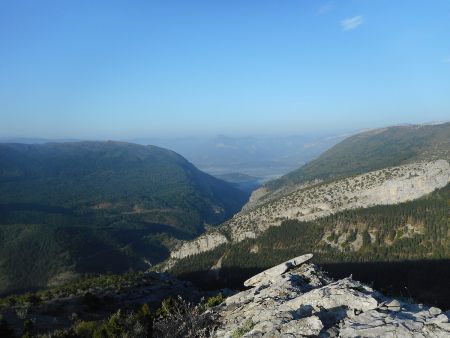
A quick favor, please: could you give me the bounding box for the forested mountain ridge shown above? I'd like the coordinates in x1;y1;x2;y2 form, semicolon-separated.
0;141;247;228
165;123;450;265
267;123;450;190
0;141;248;294
247;122;450;209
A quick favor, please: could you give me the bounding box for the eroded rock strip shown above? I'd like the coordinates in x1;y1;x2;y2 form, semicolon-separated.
168;160;450;262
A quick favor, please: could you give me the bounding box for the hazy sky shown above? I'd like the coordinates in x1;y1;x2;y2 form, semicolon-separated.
1;0;449;138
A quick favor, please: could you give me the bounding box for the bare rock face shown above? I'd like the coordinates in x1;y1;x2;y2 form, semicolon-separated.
227;160;450;243
210;255;450;337
169;232;228;260
168;160;450;262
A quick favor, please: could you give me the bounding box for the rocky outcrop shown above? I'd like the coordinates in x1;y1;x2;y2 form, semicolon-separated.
210;254;450;337
168;160;450;262
244;254;313;287
227;159;450;242
170;232;229;260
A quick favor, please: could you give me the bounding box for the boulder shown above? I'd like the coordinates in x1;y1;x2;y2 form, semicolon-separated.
386;299;401;311
243;254;313;287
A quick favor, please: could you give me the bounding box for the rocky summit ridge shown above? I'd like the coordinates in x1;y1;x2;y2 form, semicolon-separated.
208;254;450;337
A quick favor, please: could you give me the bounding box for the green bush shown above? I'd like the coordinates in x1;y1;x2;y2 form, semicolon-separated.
155;298;177;318
153;296;218;337
231;320;254;338
23;319;35;336
74;320;100;337
206;293;225;308
23;293;41;305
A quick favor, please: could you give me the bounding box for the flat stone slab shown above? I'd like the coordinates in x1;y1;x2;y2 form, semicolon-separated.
244;253;313;287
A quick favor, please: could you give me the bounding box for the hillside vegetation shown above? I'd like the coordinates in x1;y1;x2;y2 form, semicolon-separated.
0;141;247;294
266;123;450;192
171;183;450;271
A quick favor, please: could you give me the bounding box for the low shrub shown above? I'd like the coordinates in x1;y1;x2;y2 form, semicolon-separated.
153;296;218;338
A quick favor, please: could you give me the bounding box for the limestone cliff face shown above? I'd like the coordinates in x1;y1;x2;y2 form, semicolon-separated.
168;160;450;262
170;232;228;260
209;254;450;337
228;160;450;242
243;186;269;210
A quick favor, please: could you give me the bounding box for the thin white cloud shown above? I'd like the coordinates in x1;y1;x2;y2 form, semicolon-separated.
318;1;333;15
443;57;450;63
341;15;364;31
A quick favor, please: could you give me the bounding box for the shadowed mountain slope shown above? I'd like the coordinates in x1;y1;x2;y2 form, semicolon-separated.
0;141;248;294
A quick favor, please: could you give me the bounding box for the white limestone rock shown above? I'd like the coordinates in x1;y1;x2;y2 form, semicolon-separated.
211;255;450;338
279;315;323;336
169;232;228;260
340;304;450;338
281;277;379;314
385;299;401;311
243;254;313;287
167;160;450;263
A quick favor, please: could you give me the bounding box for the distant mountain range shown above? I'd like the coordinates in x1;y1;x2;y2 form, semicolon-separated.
0;141;247;294
214;173;262;194
131;133;347;179
1;133;348;181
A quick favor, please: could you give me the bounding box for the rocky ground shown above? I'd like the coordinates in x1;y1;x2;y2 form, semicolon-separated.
209;254;450;337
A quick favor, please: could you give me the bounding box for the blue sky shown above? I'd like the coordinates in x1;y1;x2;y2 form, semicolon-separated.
1;0;449;138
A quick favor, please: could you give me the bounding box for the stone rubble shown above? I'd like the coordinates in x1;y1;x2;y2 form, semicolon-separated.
209;254;450;337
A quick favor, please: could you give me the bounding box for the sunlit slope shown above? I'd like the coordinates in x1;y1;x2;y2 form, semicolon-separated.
266;123;450;192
